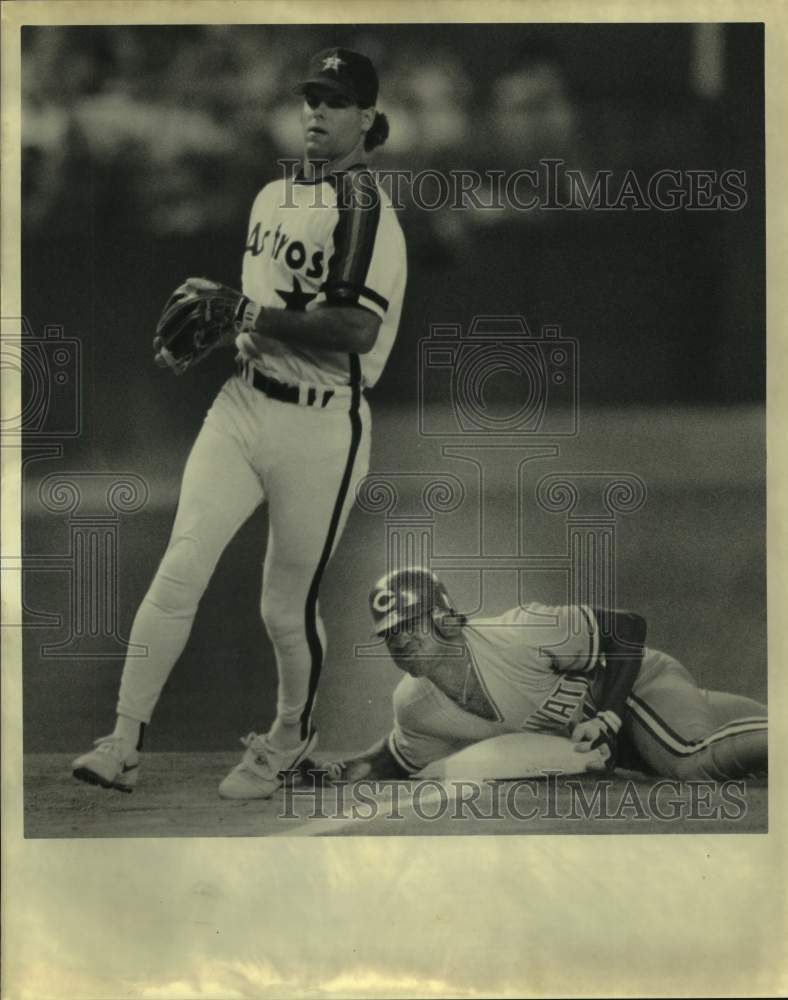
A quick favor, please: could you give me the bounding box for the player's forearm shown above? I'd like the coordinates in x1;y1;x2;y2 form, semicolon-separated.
311;736;410;781
343;736;410;779
245;303;380;355
593;608;647;719
596;660;642;722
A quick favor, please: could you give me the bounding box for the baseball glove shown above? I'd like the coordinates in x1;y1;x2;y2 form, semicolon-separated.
154;277;252;375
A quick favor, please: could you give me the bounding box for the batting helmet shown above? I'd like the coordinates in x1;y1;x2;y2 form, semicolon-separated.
369;566;458;635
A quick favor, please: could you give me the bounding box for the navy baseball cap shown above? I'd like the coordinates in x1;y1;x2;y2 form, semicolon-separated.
295;48;379;108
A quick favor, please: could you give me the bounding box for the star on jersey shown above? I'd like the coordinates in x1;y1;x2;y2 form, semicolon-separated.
322;54;345;72
275;276;317;311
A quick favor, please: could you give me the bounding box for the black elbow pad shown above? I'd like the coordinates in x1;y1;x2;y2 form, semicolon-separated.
591;608;647;652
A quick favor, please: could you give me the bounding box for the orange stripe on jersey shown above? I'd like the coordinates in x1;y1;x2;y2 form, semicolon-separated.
341;193;364;283
324;170;382;305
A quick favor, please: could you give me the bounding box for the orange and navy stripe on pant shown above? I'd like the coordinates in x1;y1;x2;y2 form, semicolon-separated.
625;692;767;780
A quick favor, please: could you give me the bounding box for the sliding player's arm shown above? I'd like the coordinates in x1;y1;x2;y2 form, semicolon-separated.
512;603;646;757
568;606;647;756
301;735;410;783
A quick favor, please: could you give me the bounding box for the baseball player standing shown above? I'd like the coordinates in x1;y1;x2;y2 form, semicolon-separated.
308;568;768;782
73;49;406;798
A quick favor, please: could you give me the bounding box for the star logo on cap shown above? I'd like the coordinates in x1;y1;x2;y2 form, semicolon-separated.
322;54;345;73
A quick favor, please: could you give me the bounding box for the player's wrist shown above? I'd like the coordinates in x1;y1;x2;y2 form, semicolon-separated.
595;709;622;735
235;297;263;336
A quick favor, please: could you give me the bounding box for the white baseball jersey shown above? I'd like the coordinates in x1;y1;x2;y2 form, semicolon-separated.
241;165;407;389
388;603;675;772
116;165;403;752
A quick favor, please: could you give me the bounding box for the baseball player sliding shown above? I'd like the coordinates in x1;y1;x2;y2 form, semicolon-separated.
73;49;406;798
306;568;768;782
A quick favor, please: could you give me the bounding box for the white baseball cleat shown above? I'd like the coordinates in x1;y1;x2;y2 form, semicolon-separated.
72;735;140;793
219;727;318;800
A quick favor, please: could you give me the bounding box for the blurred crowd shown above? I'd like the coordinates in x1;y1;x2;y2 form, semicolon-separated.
20;24;763;421
23;25;720;241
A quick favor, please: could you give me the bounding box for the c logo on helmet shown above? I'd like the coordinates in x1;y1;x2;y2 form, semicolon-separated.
372;589;397;614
